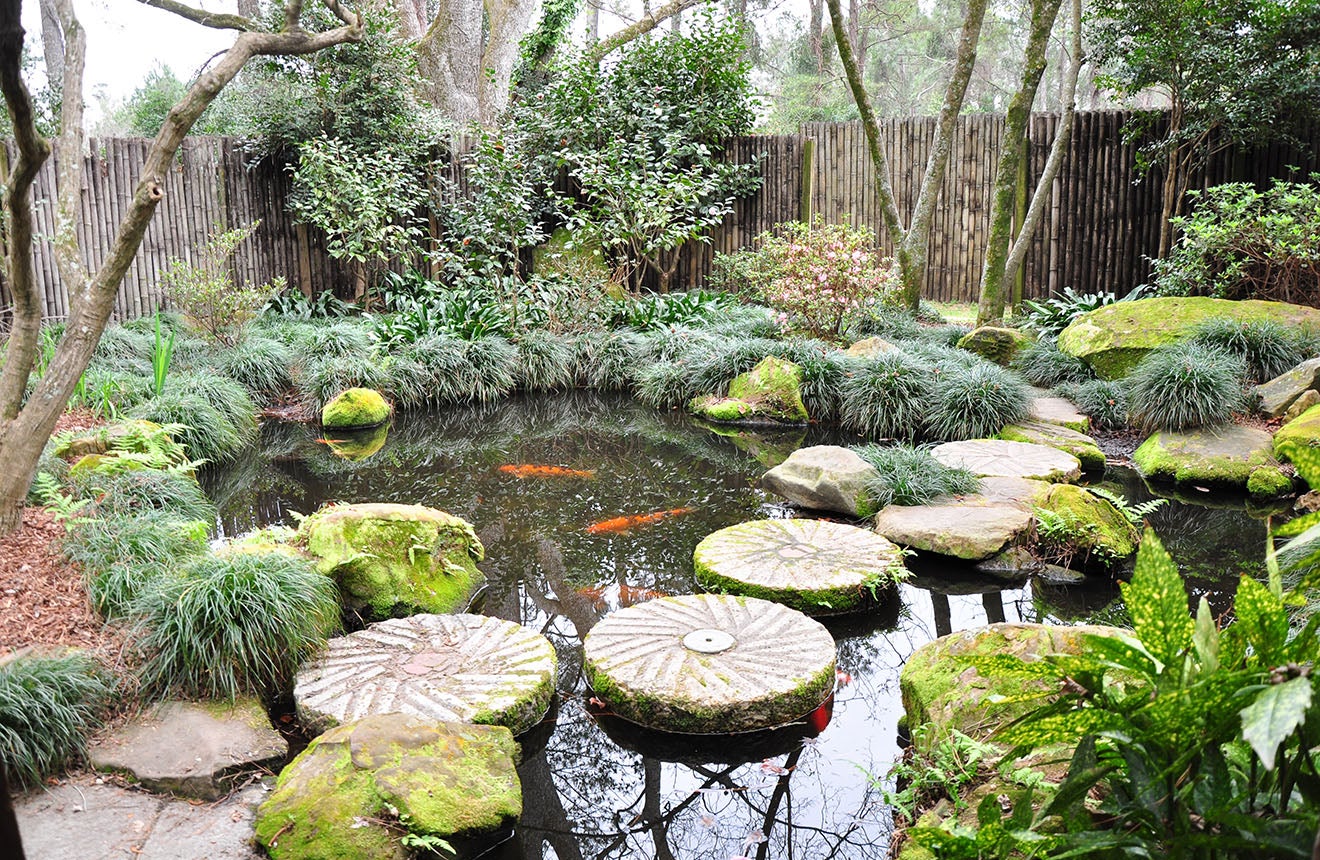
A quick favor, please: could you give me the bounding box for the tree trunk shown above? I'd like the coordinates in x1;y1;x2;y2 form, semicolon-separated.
975;0;1063;325
809;0;823;71
584;0;707;63
418;0;484;123
478;0;543;122
36;0;63;89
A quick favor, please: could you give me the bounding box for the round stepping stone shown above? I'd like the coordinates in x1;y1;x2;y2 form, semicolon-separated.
931;439;1081;483
583;594;836;734
295;613;557;736
693;518;906;615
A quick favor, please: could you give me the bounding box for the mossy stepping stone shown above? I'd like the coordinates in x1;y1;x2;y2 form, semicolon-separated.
998;421;1104;472
931;439;1081;483
693;519;906;615
295;614;557;736
583;594;836;734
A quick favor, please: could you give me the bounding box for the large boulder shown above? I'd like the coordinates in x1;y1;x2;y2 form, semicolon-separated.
998;421;1105;472
1058;297;1320;380
1257;358;1320;418
931;439;1081;483
298;503;485;619
956;326;1033;366
873;476;1048;562
1134;425;1291;499
760;445;880;517
690;355;809;426
322;387;390;430
254;714;521;860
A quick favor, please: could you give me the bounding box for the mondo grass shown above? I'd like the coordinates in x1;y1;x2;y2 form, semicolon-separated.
854;443;981;508
1012;339;1094;387
63;513;209;617
76;469;217;522
690;337;785;394
917;324;973;347
297;320;373;358
1055;379;1129;430
926;362;1030;441
849;305;921;341
299;351;391;410
645;325;720;363
1125;342;1245;432
91;325;153;367
1189;318;1317;384
779;339;855;422
135;552;340;699
463;336;520;402
839;352;932;440
573;331;651;390
164;375;258;440
215;336;294;398
701;303;780;339
400;335;477;404
128;389;253;464
0;651;113;787
515;330;576;391
633;361;705;409
73;369;155;415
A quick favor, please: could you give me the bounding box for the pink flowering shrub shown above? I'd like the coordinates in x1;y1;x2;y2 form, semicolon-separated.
751;218;897;341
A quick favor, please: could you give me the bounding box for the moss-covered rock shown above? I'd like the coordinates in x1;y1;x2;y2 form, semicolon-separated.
998;421;1105;472
1248;465;1295;498
845;336;899;358
1274;403;1320;474
1057;297;1320;380
1134;425;1285;498
322;387;391;430
956;326;1033;366
1257;357;1320;417
688;355;809;426
254;714;521;860
1032;483;1139;568
54;419;172;461
298;503;485;620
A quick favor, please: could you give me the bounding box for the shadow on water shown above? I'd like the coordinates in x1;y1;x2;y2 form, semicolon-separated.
204;391;1269;859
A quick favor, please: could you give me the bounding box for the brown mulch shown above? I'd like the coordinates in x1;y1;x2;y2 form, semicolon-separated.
0;409;124;659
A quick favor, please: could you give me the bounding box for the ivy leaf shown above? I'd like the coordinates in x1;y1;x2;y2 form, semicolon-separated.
1233;575;1290;666
1119;529;1193;675
1240;676;1313;770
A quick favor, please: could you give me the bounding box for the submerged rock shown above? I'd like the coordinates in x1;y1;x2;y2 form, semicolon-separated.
956;325;1033;366
255;714;521;860
760;445;880;517
693;518;906;615
1257;357;1320;418
88;698;285;800
298;503;485;619
322;387;390;430
1134;425;1290;498
583;594;836;734
689;355;809;426
295;613;556;736
1057;297;1320;380
931;439;1081;483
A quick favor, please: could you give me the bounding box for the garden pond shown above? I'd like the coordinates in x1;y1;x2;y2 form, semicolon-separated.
203;391;1271;860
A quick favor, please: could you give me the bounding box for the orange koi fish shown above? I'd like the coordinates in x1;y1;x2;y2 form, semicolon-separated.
498;464;597;479
584;507;694;535
314;438;348;445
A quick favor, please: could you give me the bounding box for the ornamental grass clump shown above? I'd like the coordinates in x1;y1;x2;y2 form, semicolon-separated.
76;469;217;523
573;331;650;390
1013;339;1094;387
779;339;854;422
926;362;1030;441
401;334;477;403
853;443;981;508
128;375;257;465
634;361;704;409
135;552;340;700
297;320;374;358
299;352;391;410
1189;318;1317;384
0;651;113;787
1125;342;1245;432
839;352;931;440
463;336;520;402
215;335;294;399
1055;379;1129;430
515;330;575;392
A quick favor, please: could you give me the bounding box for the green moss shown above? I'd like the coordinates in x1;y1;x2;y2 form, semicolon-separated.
325;425;389;462
689;396;754;422
1247;465;1294;498
1133;427;1281;489
997;423;1105;472
1033;483;1139;566
322;387;391;429
955;326;1033;366
727;355;809;422
1274;404;1320;465
298;503;485;619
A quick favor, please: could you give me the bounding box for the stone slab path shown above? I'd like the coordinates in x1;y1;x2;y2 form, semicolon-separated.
932;439;1082;483
16;777;264;859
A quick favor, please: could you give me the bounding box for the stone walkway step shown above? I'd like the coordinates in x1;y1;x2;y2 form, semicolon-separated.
931;439;1081;483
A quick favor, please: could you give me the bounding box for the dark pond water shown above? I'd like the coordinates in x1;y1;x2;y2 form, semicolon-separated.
204;392;1272;860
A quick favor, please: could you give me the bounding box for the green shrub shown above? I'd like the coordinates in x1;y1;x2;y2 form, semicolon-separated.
76;469;217;522
135;552;340;699
633;361;703;409
1012;339;1094;387
926;362;1030;441
701;303;781;339
0;651;113;787
1019;286;1118;335
462;336;519;402
1055;379;1129;430
902;341;982;374
70;368;155;417
129;388;254;464
91;325;153;369
646;326;720;363
854;444;980;508
160;222;286;346
215;335;294;398
573;331;649;390
707;245;779;296
1189;318;1317;384
609;289;736;331
848;305;921;341
839;352;931;440
299;352;390;410
515;330;575;391
1125;342;1245;432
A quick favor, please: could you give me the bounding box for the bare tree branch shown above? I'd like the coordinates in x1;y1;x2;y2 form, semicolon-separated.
135;0;257;31
585;0;707;63
50;0;89;304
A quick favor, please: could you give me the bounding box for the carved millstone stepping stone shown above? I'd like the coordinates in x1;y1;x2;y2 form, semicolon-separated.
583;594;836;734
931;439;1081;483
295;613;556;736
88;698;285;800
693;518;906;615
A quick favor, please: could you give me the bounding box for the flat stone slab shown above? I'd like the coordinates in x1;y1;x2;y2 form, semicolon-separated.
760;445;880;517
1257;357;1320;417
583;594;836;734
88;698;285;800
295;613;556;736
874;476;1048;561
1134;425;1287;495
931;439;1081;483
694;518;907;615
1029;396;1089;432
999;421;1105;472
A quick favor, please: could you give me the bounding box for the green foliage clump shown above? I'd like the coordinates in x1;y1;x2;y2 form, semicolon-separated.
0;652;113;787
883;723;998;824
62;510;209;618
609;290;736;331
779;339;854;422
1189;317;1318;384
1150;178;1320;304
1124;341;1244;432
926;362;1030;441
215;335;294;399
160;222;286;346
462;336;520;403
128;375;257;464
690;337;784;394
297;320;374;358
135;552;340;699
1012;339;1094;386
299;352;390;411
573;331;650;390
514;330;575;391
398;335;477;404
75;468;217;523
1019;286;1118;335
633;361;702;409
839;352;931;440
848;305;922;341
853;444;980;508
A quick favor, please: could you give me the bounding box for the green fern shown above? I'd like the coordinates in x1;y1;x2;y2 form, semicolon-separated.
1085;487;1168;526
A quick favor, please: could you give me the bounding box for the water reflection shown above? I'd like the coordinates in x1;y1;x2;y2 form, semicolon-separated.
203;391;1268;859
